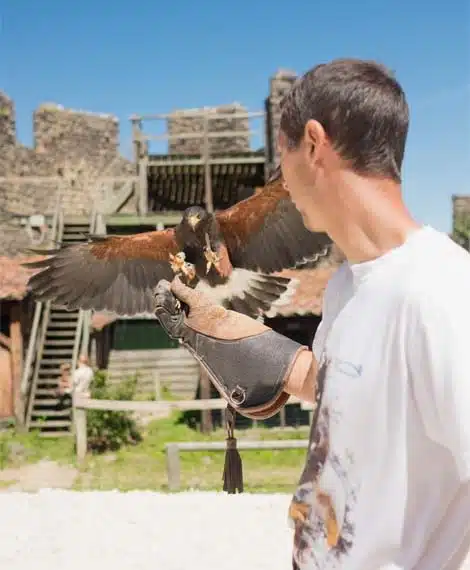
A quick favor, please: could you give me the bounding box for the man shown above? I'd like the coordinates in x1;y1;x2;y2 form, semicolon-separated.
154;59;470;569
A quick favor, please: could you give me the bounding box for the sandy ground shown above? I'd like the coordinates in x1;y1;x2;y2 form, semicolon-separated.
0;460;78;492
0;463;469;568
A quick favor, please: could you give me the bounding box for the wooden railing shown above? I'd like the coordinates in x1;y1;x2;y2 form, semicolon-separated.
165;439;310;492
20;189;64;426
72;394;305;462
130;108;266;215
70;207;97;374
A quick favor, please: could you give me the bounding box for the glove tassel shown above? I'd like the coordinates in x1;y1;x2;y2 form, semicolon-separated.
222;405;244;494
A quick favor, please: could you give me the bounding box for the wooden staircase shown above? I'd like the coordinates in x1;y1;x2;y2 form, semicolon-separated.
25;219;92;436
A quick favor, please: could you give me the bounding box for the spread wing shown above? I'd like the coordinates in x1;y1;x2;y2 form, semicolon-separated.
23;229;180;315
216;178;332;273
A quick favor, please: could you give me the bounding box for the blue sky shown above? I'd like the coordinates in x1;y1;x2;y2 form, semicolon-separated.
1;0;469;232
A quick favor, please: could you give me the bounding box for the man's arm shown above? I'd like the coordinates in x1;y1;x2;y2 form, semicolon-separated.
154;278;316;420
285;349;317;404
409;289;470;482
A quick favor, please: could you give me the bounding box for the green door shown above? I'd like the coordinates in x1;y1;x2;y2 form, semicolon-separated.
112;319;179;350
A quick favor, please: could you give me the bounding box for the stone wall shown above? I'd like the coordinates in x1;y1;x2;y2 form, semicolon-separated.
452;195;470;227
0;68;299;257
166;103;250;155
264;69;298;173
0;93;136;255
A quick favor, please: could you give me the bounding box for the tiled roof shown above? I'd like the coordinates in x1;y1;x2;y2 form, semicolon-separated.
0;255;45;301
267;264;338;318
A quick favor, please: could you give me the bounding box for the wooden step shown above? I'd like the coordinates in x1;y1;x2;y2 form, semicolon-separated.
43;349;75;356
33;398;60;406
43;339;76;346
29;420;71;428
39;431;72;438
38;431;72;438
38;359;70;366
36;388;60;396
45;330;77;338
50;313;79;320
38;369;62;376
31;409;71;418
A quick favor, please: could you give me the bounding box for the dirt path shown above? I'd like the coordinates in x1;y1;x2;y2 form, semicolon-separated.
0;460;78;492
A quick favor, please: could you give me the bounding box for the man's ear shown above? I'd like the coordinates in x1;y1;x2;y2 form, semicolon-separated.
303;119;327;162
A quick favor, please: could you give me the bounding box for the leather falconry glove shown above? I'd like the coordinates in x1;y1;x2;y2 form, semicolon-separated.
154;277;309;421
153;277;309;494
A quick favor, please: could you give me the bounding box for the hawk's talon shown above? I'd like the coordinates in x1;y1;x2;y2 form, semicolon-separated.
169;251;196;284
204;246;221;274
169;251;186;274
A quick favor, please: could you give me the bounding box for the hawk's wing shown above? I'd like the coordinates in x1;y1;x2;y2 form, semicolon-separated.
23;229;180;315
216;179;332;273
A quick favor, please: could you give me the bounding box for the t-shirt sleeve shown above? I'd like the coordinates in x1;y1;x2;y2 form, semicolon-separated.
312;264;349;362
408;290;470;482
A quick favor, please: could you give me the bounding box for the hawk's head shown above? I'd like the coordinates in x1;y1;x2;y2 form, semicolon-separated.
182;206;211;232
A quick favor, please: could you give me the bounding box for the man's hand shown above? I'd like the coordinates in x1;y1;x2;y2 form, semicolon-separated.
153;277;309;419
154;276;269;341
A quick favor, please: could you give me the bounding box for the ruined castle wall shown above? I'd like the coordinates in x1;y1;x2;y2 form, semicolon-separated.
452;195;470;228
0;93;136;255
166;103;251;155
0;68;299;257
264;69;298;173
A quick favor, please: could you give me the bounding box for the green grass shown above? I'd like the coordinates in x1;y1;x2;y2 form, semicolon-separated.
0;412;309;494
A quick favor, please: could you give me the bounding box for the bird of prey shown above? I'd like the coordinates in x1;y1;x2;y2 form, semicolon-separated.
24;170;333;319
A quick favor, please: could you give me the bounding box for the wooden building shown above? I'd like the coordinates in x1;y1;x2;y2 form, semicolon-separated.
0;256;41;421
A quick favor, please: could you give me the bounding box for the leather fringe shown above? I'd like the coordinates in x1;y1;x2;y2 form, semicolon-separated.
222;405;244;494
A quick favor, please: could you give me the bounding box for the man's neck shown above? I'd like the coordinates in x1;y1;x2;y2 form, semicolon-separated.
325;171;420;265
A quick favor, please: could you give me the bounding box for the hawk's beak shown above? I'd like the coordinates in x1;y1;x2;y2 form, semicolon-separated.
188;215;200;229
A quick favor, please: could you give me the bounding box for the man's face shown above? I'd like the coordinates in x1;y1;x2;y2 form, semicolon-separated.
278;128;329;233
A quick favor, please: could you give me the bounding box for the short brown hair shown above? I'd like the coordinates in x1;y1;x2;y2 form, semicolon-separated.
280;59;409;182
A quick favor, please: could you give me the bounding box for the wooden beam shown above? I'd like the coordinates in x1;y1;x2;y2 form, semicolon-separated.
165;439;309;492
104;213;183;227
0;332;11;351
74;395;301;412
75;407;87;463
72;395;303;461
9;303;23;425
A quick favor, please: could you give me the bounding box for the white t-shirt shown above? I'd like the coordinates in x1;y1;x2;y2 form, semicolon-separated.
72;364;94;395
289;225;470;570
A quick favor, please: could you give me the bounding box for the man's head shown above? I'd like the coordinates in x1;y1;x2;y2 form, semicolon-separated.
78;354;89;366
278;59;409;232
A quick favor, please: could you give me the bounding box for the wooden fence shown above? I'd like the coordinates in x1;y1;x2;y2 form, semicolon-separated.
72;394;305;462
165;439;310;491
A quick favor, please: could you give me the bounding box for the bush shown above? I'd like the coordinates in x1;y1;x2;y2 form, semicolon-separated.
86;371;142;453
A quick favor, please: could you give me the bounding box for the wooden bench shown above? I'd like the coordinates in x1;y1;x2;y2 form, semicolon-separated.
165;439;310;491
73;395;305;462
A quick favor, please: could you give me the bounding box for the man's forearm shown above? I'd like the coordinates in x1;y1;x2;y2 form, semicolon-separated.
285;349;317;404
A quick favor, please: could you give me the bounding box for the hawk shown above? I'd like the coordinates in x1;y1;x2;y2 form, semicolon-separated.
24;172;333;319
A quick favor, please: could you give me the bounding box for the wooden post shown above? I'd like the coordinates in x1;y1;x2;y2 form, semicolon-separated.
166;443;181;491
199;109;214;434
199;368;213;434
131;117;148;216
9;303;23;426
154;371;161;400
74;406;88;463
202;110;214;213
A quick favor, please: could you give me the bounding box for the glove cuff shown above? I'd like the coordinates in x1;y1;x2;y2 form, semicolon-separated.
181;327;308;420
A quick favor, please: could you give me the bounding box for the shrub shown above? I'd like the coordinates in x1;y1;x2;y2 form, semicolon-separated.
86;370;142;453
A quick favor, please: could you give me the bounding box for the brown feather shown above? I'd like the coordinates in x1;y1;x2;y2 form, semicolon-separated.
216;179;332;273
24;229;180;315
89;228;179;261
